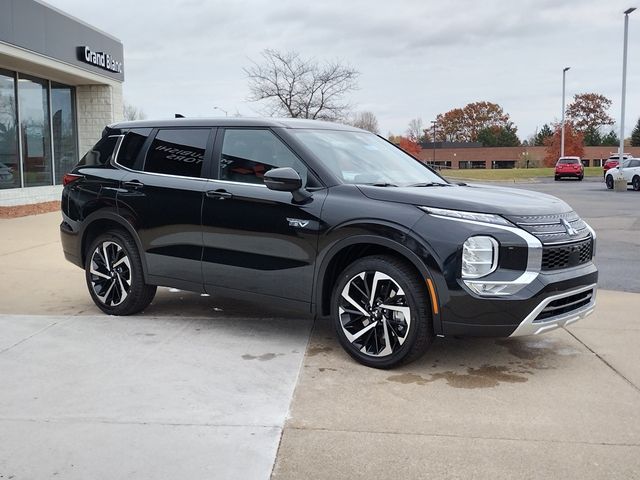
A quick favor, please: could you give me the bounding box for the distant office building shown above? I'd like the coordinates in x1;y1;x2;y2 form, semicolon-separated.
0;0;124;205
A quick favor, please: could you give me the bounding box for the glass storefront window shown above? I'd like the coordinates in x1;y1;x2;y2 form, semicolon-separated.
18;74;52;187
0;69;20;189
51;83;78;182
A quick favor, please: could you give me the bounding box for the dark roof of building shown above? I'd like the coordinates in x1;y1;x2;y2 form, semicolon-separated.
110;117;364;131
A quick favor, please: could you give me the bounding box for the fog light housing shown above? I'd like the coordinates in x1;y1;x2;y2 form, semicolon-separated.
462;236;499;279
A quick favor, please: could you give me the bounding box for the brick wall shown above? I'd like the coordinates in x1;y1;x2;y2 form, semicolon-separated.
417;145;640;168
76;83;123;155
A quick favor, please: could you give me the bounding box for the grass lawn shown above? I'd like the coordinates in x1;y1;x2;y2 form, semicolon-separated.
442;166;602;181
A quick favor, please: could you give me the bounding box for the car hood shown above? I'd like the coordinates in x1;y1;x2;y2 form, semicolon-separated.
357;183;572;216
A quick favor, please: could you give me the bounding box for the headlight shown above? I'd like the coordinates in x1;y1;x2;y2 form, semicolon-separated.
462;236;499;279
419;207;513;227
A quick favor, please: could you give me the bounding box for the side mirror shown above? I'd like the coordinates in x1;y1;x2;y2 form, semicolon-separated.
264;167;312;203
264;167;302;192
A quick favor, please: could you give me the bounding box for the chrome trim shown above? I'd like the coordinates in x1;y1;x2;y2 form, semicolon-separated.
509;283;597;337
426;215;543;296
209;178;268;188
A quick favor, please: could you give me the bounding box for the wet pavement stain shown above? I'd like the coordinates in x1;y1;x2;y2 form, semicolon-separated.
495;338;580;361
241;353;283;361
318;367;338;372
307;346;333;357
387;364;528;389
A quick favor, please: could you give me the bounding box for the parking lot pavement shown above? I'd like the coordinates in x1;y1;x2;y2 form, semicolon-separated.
272;311;640;480
0;313;312;480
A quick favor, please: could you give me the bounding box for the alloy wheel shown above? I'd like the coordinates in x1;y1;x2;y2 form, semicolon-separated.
338;271;411;358
633;177;640;191
89;241;132;306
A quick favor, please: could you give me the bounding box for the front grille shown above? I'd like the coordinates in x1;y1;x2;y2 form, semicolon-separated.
542;238;593;271
534;289;594;322
506;211;590;245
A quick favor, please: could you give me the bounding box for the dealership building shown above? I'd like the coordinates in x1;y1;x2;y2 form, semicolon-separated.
0;0;124;205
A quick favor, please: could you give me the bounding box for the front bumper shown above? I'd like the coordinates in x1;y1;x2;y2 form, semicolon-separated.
509;283;596;336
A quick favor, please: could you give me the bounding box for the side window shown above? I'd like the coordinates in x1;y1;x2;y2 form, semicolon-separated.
144;129;209;178
77;135;120;167
116;128;152;170
220;129;308;185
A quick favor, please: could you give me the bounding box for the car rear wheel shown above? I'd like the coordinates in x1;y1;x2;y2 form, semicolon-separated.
633;176;640;191
578;175;583;181
554;175;560;181
85;230;156;315
605;175;614;189
331;255;433;369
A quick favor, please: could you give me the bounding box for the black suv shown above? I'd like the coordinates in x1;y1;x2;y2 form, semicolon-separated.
61;118;598;368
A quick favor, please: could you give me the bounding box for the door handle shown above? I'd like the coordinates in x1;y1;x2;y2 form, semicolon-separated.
123;180;144;189
206;189;233;200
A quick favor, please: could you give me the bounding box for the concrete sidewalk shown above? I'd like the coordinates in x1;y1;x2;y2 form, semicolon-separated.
2;212;640;479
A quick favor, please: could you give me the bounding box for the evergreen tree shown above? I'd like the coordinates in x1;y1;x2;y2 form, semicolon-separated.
477;124;520;147
601;130;619;147
583;127;602;146
632;117;640;147
534;124;553;146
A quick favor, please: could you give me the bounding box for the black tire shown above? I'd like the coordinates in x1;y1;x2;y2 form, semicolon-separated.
85;229;156;315
633;176;640;191
605;175;614;189
578;175;583;181
330;255;433;369
554;175;560;181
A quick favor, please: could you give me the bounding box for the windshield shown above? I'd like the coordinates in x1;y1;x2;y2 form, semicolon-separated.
290;129;446;186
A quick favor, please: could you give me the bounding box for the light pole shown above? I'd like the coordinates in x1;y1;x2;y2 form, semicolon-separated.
213;106;228;117
431;120;437;165
561;66;570;158
617;7;636;180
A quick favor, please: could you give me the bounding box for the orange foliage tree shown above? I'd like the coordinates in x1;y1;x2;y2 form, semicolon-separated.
543;122;585;166
435;102;511;142
398;137;422;157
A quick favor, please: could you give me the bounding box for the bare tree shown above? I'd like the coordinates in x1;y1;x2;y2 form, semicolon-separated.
406;117;423;143
123;101;147;121
244;49;359;121
349;111;380;133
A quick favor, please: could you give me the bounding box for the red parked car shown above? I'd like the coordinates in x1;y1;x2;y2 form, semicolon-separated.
603;154;633;177
555;157;584;181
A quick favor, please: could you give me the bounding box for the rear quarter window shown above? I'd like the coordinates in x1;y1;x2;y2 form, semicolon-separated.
116;128;152;170
77;135;120;167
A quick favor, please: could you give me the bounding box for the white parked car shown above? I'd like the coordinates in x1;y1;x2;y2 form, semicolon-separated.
605;158;640;191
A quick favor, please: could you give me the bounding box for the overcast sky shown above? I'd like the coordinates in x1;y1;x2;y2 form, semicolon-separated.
48;0;640;139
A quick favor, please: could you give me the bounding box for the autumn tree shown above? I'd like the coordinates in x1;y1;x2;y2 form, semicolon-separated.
631;118;640;147
349;111;379;133
543;122;584;166
534;124;553;146
566;93;615;146
397;137;421;157
435;102;512;142
406;118;424;143
244;49;359;121
477;124;520;147
434;108;465;142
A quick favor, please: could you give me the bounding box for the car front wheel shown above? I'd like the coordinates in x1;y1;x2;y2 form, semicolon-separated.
331;255;433;369
605;175;614;189
85;230;156;315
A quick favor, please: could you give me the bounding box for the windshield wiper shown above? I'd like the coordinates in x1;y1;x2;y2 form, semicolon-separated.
368;182;399;187
406;182;450;187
